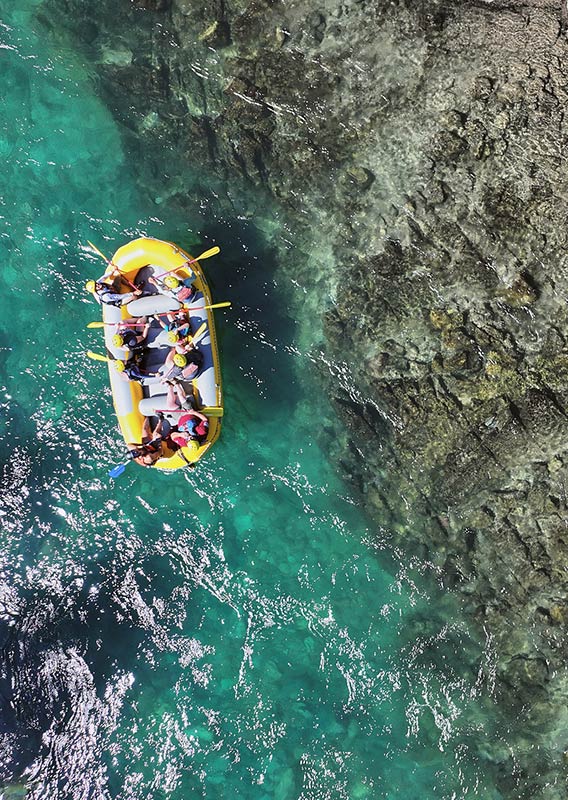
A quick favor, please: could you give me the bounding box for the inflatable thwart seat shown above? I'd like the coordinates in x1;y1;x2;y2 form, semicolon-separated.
99;237;223;471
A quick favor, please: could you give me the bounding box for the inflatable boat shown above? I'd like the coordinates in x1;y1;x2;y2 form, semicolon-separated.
92;237;223;471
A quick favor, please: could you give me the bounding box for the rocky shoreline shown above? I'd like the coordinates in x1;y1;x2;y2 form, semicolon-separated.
42;0;568;795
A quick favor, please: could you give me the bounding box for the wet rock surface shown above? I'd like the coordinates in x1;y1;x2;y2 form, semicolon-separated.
41;0;568;794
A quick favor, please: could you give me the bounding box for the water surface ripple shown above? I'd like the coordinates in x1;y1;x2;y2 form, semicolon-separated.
0;4;511;799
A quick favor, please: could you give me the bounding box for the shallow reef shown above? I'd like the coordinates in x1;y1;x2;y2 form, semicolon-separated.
40;0;568;795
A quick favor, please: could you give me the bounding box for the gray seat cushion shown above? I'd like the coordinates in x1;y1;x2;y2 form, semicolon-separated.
138;395;169;416
127;294;180;316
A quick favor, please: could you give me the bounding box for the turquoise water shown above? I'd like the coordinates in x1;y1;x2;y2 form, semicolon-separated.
0;3;513;799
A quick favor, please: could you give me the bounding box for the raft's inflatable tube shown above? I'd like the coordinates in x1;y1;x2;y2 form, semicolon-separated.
99;237;223;470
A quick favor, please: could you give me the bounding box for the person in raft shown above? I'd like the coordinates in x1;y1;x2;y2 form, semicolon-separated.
148;273;196;303
163;383;208;447
114;359;158;385
161;329;204;371
155;308;191;340
85;268;142;307
160;351;204;384
170;409;209;448
164;380;194;411
127;414;166;467
112;317;151;356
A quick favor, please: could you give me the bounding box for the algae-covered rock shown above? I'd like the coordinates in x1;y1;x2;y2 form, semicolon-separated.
344;165;375;191
429;307;463;330
484;349;516;378
497;272;539;307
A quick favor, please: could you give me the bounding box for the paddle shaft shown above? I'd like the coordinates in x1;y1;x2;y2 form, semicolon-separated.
86;352;157;375
153;246;220;280
154;406;224;417
154;411;220;417
87;301;231;327
154;260;196;281
87;240;139;291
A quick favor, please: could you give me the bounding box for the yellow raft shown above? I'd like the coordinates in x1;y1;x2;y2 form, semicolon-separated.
98;237;223;471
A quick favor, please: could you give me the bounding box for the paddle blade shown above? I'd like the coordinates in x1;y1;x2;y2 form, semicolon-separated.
189;321;207;344
87;350;109;363
201;406;224;418
108;462;127;478
181;301;232;312
193;245;220;262
87;322;105;328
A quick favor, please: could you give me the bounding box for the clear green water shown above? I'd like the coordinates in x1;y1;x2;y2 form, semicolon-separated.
0;3;510;799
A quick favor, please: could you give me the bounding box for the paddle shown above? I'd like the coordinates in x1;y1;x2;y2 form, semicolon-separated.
86;239;139;292
87;350;111;362
153;246;220;280
108;461;131;479
166;300;231;312
184;320;207;346
86;352;156;381
87;319;206;367
86;301;231;328
86;320;208;344
109;433;165;477
155;406;224;417
87;321;144;329
157;321;207;354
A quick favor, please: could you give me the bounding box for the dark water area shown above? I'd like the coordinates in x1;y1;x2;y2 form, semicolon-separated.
0;1;563;799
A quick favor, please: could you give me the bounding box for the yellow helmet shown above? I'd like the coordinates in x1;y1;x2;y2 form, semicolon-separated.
167;331;180;343
114;360;126;373
85;280;96;293
164;275;180;289
186;440;199;453
112;334;124;348
173;353;187;367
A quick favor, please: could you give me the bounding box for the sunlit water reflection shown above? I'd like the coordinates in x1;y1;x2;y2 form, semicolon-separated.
0;3;515;799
